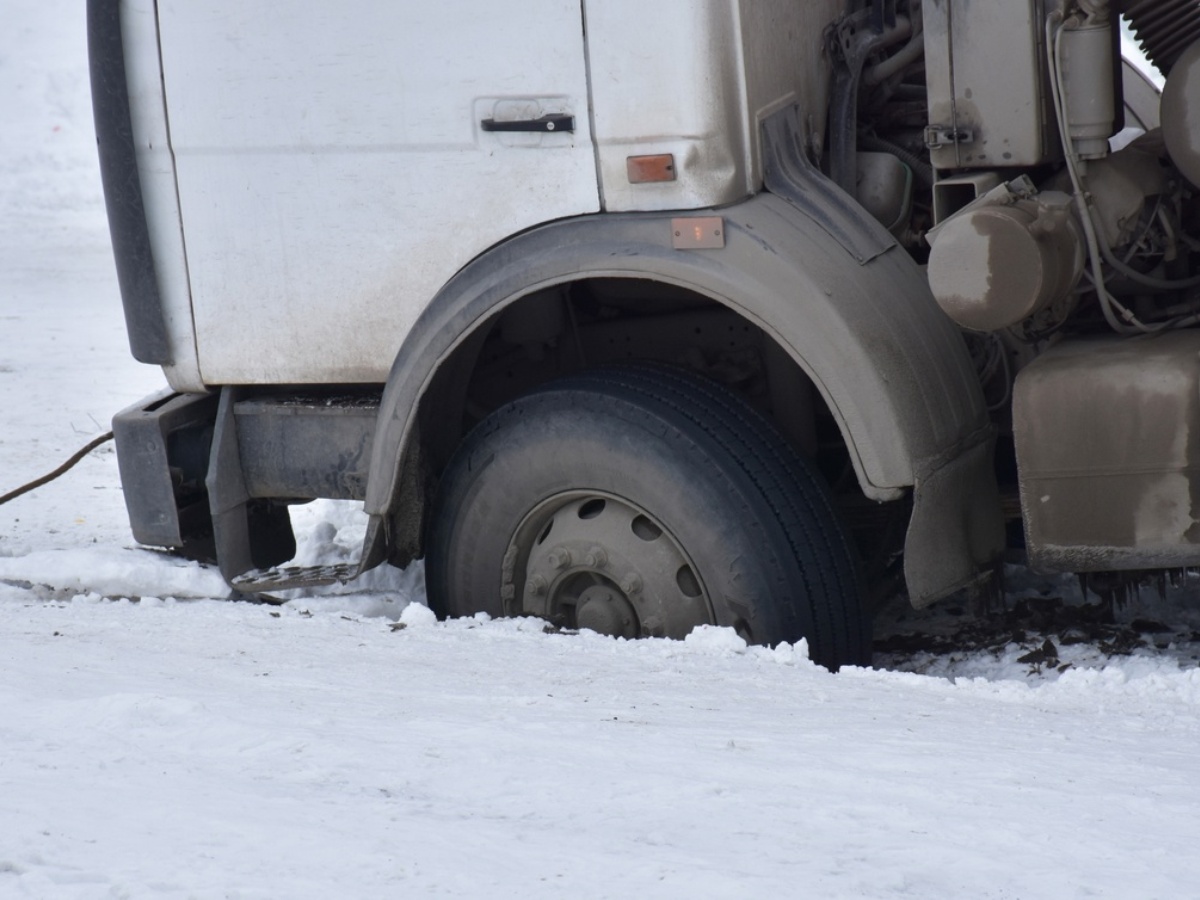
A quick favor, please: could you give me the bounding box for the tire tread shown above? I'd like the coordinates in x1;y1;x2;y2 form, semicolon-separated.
534;364;870;666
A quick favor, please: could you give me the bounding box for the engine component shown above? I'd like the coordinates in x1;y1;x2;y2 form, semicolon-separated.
1015;332;1200;573
1045;145;1166;249
1161;39;1200;188
827;8;913;193
1057;4;1115;160
932;172;1002;225
855;151;912;234
1045;10;1200;336
1085;148;1167;250
1124;0;1200;75
923;0;1067;169
926;180;1084;332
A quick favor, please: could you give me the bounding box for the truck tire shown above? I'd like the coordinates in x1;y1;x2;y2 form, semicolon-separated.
426;364;870;669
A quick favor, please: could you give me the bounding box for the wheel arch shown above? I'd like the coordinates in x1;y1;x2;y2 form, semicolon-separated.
362;189;999;603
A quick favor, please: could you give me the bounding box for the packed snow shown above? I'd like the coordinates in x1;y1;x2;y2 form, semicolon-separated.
3;2;1200;897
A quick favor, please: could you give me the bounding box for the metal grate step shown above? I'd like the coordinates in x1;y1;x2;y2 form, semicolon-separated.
230;562;359;592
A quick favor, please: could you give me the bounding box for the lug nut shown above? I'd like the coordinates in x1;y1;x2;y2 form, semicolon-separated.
548;548;573;570
620;573;643;595
527;574;548;596
585;546;608;568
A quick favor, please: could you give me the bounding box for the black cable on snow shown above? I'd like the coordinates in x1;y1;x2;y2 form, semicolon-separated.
0;431;115;506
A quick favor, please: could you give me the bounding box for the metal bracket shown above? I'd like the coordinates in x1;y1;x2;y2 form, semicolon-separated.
924;125;975;149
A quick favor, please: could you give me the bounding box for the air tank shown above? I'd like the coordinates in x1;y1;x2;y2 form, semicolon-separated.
927;183;1084;332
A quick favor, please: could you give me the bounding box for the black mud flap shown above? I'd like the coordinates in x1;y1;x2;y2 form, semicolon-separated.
206;388;297;583
113;389;219;561
904;436;1005;608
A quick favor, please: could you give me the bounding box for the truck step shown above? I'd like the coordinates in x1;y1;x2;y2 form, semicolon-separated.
230;562;359;592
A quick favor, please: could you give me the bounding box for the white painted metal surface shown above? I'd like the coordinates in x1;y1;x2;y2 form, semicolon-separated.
120;0;202;391
923;0;1070;170
156;0;599;385
148;0;842;386
586;0;839;213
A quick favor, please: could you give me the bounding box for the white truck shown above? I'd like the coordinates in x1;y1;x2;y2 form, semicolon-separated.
89;0;1196;668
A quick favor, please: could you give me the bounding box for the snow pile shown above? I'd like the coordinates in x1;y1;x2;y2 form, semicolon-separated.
0;546;228;600
3;597;1200;898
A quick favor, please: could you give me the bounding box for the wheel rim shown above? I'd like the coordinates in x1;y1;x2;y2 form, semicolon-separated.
503;492;714;639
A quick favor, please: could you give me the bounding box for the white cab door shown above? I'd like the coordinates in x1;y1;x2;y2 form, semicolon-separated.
156;1;598;384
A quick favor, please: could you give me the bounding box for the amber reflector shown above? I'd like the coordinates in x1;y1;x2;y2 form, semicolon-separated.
626;154;676;184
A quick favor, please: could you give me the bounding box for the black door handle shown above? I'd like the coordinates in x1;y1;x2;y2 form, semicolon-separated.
481;114;575;133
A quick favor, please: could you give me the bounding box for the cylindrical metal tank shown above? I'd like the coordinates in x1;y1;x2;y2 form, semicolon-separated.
927;191;1084;332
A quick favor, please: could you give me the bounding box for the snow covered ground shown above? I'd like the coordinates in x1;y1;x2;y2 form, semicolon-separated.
3;2;1200;897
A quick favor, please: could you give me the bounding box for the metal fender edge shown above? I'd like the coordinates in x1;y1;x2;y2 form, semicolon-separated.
87;0;172;365
362;152;1002;605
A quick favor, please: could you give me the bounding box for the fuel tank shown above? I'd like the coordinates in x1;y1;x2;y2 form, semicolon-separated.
1015;332;1200;572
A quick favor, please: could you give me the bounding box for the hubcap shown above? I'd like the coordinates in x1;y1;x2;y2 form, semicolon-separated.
504;493;713;639
575;585;638;639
